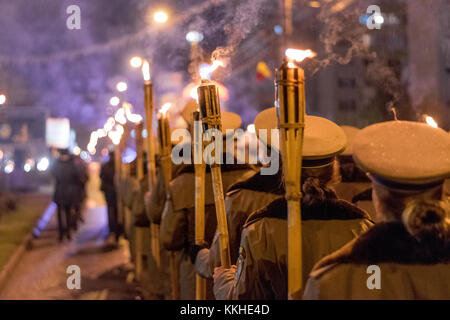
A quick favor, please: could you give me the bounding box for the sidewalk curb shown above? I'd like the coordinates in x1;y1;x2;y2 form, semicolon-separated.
0;202;56;291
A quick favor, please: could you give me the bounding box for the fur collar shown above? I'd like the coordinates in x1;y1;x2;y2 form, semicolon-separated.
244;197;371;228
317;222;450;267
227;169;285;195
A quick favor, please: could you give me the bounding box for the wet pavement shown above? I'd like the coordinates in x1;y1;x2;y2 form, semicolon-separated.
0;162;142;300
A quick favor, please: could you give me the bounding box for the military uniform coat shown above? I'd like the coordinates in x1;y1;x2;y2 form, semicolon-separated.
195;170;284;279
160;164;256;300
214;196;374;300
303;222;450;299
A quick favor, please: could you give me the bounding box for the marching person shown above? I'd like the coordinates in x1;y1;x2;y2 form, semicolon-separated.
100;150;119;239
303;120;450;299
334;125;376;220
73;153;88;227
193;108;284;280
213;108;374;300
144;102;198;299
160;111;257;299
51;148;83;241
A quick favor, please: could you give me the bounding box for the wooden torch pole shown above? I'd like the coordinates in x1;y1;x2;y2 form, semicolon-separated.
119;124;130;232
197;80;231;268
276;59;306;300
143;61;161;269
157;109;180;300
135;121;145;280
193;111;206;300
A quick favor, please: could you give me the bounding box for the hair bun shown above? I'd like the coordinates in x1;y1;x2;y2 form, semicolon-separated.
402;200;450;242
302;177;338;206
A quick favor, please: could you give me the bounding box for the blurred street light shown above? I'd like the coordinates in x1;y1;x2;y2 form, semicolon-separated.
37;157;49;172
109;96;120;106
0;94;6;105
130;56;143;68
73;146;81;156
154;11;169;24
116;81;128;92
186;31;204;43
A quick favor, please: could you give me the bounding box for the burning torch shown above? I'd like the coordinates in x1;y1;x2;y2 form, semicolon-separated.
157;103;173;186
276;48;315;300
197;78;231;268
141;60;161;268
193;110;207;299
142;60;157;187
135;121;145;181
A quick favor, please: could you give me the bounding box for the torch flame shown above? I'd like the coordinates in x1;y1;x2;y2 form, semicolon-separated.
425;115;438;128
285;48;317;62
122;102;143;123
142;60;151;81
190;87;199;102
159;102;172;116
115;108;127;125
199;60;225;80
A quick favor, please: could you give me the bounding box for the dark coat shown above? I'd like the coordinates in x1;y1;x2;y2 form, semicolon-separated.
100;159;116;203
51;155;84;207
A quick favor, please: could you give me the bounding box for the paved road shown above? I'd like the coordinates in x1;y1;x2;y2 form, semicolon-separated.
0;162;142;300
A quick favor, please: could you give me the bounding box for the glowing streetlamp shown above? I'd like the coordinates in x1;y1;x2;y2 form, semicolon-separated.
130;56;143;68
0;94;6;105
116;81;128;92
154;11;169;24
186;31;204;43
110;96;120;107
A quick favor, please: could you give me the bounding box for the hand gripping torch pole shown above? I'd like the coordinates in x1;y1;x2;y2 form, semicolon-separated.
197;79;231;268
276;60;306;300
193;111;207;300
157;112;180;300
143;77;161;268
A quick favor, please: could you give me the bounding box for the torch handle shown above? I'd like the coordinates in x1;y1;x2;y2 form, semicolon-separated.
194;165;206;245
144;83;160;270
135;122;144;181
194;164;206;300
210;166;231;268
144;83;157;189
287;198;303;299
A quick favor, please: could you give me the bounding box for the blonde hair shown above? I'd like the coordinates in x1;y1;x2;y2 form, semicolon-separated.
402;200;450;242
372;180;450;241
301;160;341;206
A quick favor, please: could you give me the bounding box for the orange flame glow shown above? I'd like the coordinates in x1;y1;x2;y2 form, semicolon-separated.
159;102;172;116
285;48;317;62
183;81;229;102
142;60;151;81
425;115;438;128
